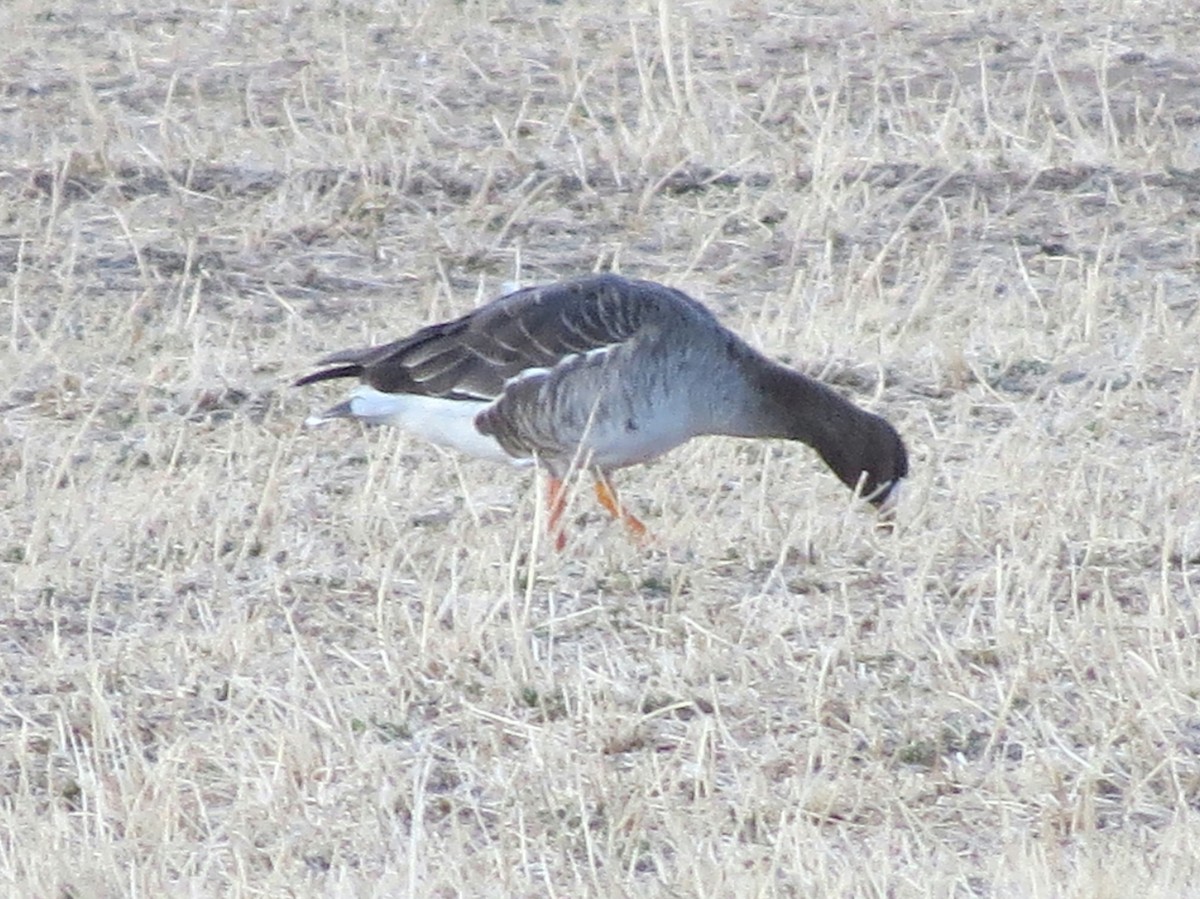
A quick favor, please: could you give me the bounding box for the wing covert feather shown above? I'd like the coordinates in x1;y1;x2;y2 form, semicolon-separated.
358;275;662;400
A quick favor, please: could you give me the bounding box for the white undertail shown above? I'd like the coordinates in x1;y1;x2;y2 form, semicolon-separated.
306;385;528;466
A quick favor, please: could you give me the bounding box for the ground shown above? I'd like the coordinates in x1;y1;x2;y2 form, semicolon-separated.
2;0;1199;896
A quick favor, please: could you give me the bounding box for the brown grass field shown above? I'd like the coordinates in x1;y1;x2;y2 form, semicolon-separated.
2;0;1199;895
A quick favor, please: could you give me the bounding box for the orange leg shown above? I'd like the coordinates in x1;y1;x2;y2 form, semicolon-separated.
546;476;568;551
593;475;648;542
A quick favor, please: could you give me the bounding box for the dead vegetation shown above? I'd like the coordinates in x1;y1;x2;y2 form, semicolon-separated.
1;0;1199;895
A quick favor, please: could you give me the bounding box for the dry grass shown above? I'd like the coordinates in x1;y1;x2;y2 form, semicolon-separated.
2;0;1199;895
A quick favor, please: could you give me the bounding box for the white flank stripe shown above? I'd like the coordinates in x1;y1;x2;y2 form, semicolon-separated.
501;344;617;391
502;366;552;390
583;344;617;361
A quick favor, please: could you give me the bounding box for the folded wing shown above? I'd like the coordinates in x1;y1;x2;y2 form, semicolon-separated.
295;275;656;402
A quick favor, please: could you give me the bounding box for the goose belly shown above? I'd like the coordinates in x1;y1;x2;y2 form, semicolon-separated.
582;412;696;471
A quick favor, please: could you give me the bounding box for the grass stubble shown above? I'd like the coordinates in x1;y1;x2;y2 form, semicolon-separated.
1;0;1199;895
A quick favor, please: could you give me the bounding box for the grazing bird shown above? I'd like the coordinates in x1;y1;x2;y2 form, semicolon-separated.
297;273;908;549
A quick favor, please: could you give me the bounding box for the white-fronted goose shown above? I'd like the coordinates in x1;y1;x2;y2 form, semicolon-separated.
297;274;908;548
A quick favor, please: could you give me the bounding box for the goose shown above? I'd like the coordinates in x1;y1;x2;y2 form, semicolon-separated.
297;273;908;549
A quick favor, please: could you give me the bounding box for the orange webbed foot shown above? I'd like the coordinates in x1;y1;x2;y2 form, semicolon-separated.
593;476;651;545
546;476;568;551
